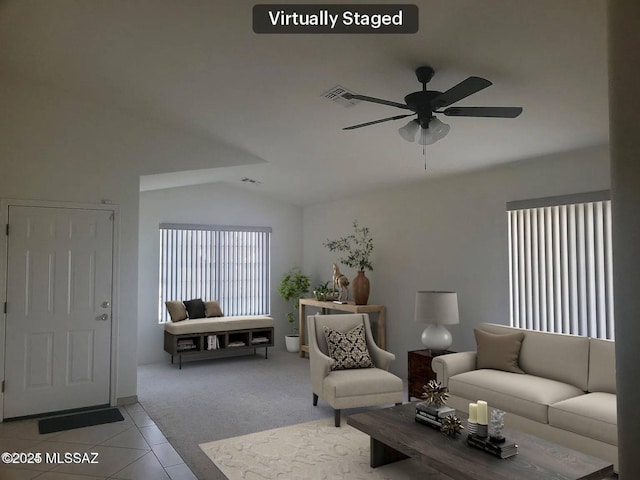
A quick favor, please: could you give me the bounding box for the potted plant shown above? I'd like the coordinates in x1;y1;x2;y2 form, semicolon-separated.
313;281;333;301
278;267;311;352
324;220;374;305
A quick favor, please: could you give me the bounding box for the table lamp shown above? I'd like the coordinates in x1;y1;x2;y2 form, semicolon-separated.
414;291;459;353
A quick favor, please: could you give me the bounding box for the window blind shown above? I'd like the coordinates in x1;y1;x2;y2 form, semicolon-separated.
507;200;614;339
159;224;271;322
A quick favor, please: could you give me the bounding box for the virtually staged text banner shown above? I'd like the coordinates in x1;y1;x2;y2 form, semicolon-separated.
253;4;418;33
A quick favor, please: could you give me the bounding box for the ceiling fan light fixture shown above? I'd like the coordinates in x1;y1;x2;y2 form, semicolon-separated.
418;117;451;145
398;119;420;142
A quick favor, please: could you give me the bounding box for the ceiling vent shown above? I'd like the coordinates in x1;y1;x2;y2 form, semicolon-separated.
321;85;360;107
241;177;262;185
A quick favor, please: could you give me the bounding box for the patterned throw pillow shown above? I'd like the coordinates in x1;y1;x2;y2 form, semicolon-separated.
323;324;374;370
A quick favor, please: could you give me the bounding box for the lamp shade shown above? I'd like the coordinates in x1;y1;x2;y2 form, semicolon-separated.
414;291;459;325
418;118;451;146
415;291;459;352
398;119;420;142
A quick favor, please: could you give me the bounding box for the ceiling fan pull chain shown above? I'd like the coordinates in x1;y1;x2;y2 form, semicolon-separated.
423;144;427;170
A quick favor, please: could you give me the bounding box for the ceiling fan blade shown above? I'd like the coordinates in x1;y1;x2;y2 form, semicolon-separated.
343;93;412;110
343;114;415;130
430;77;492;109
442;106;523;118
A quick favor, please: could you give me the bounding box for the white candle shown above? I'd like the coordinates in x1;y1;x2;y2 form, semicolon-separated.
477;400;488;425
468;403;478;423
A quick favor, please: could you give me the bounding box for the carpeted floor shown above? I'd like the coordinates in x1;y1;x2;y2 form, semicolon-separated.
138;348;371;480
199;416;440;480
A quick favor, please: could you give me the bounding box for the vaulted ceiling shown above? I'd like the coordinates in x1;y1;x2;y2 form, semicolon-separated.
0;0;608;206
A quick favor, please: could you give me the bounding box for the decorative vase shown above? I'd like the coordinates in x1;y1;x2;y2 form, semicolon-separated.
352;270;370;305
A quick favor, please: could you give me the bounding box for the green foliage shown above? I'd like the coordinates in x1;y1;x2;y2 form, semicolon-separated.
313;281;336;301
324;220;374;272
277;267;311;331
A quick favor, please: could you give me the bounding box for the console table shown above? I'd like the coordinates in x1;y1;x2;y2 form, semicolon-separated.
298;299;386;357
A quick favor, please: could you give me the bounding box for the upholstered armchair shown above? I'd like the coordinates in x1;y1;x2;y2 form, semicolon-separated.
308;313;403;426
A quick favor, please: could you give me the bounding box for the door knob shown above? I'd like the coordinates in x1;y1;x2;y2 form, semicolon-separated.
97;314;109;321
101;301;111;308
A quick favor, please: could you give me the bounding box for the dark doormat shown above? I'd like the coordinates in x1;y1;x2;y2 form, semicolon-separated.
38;407;125;434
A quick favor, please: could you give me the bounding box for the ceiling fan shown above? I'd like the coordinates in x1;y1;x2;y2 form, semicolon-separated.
342;66;523;145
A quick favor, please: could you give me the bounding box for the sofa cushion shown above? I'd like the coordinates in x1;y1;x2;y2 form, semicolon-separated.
474;329;525;373
588;338;616;394
479;323;590;391
323;368;402;399
184;298;206;319
164;315;274;335
448;369;585;423
323;324;373;370
204;300;224;318
549;392;617;446
165;301;187;322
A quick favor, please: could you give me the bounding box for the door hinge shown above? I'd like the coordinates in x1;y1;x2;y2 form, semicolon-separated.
3;302;6;314
1;381;4;393
5;224;8;236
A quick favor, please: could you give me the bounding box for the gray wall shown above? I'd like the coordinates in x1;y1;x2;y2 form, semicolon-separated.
138;182;304;365
608;0;640;475
302;145;610;377
0;77;262;402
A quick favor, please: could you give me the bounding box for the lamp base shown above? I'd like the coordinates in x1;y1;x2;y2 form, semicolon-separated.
421;324;452;353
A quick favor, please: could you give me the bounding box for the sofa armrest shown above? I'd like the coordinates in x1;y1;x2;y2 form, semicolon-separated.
368;342;395;371
308;319;335;395
432;352;477;387
310;344;334;382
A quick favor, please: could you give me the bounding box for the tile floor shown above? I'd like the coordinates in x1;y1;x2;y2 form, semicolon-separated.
0;403;198;480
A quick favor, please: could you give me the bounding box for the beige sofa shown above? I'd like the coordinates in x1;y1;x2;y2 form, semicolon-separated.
432;323;617;469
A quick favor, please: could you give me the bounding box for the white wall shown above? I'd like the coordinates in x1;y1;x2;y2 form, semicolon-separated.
138;182;303;364
303;145;610;377
0;77;263;402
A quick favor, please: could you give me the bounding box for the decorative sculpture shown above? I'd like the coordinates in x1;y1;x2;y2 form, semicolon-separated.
441;414;464;437
421;380;449;408
332;263;350;301
490;409;506;443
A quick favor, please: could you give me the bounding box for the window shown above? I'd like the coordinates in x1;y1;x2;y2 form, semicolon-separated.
159;223;271;323
507;191;614;339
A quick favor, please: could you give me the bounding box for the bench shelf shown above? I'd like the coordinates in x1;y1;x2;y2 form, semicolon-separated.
164;327;274;369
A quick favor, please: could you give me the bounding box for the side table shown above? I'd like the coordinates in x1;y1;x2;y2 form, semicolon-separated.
407;349;454;401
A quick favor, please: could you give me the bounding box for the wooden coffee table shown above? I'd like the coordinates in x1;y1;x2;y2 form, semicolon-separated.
347;403;614;480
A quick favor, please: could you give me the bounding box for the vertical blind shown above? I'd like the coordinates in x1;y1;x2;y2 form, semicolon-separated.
159;224;271;322
507;197;614;339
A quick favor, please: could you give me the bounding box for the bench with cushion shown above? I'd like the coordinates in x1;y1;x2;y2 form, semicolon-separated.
163;299;274;369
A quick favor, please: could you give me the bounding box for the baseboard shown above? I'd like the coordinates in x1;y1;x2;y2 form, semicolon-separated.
116;395;138;406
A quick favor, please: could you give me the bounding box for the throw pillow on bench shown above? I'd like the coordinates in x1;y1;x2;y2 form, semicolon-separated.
165;299;224;322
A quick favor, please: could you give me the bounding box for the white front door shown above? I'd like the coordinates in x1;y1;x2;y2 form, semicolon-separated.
3;206;114;418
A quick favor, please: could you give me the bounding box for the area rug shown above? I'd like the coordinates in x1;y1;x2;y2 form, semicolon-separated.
200;417;442;480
